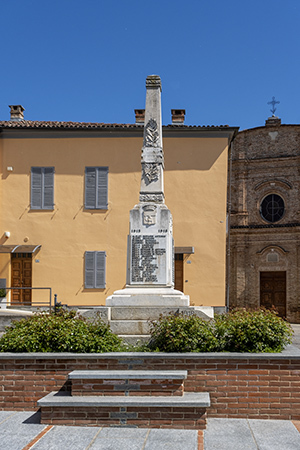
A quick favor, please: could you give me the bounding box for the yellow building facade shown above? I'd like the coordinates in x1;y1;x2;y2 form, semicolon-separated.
0;110;237;310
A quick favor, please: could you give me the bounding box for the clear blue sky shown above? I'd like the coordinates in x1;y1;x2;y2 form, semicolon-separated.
1;0;299;131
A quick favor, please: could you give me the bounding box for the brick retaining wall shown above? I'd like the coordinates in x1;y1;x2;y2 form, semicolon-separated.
1;347;300;420
40;406;207;429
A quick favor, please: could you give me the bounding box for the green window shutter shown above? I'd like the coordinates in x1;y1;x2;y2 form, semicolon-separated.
85;167;108;209
31;167;54;209
85;251;106;289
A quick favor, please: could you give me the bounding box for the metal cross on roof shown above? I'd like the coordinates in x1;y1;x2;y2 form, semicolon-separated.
267;96;280;115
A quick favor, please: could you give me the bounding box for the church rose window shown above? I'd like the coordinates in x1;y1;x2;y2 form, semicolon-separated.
260;194;285;223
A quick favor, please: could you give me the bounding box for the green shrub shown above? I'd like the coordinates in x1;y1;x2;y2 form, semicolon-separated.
0;307;293;354
147;313;219;352
214;308;293;353
0;309;123;353
146;308;293;353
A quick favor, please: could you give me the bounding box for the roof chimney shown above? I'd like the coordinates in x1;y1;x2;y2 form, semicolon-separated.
265;115;281;126
9;105;25;121
171;109;185;125
135;109;145;125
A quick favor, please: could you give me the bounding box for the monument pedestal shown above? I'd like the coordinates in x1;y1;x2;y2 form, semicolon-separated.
106;287;190;344
106;287;214;344
106;287;189;307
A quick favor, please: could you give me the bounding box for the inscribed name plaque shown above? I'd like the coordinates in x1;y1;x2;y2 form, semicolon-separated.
130;234;167;285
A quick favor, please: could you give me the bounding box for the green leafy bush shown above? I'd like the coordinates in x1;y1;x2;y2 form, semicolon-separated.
0;309;124;353
214;308;293;353
147;313;219;352
146;308;293;353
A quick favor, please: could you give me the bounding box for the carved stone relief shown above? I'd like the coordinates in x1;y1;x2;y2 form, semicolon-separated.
142;163;159;185
143;205;157;225
139;193;164;203
144;119;159;148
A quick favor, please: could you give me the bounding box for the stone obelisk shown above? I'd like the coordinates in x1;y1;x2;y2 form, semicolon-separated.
106;75;189;307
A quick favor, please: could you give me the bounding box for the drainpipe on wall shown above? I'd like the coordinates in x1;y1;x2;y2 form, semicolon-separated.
226;140;234;313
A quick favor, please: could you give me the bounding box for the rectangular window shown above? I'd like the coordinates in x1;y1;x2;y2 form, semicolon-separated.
31;167;54;210
85;251;106;289
85;167;108;209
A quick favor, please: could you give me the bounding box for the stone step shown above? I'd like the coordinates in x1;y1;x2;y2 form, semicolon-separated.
106;287;190;307
0;309;33;332
38;391;209;407
68;370;188;380
68;370;187;397
38;391;210;429
110;320;150;335
110;306;212;321
119;334;151;346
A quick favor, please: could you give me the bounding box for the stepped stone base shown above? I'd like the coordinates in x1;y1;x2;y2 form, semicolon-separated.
38;391;209;429
69;370;186;396
110;320;150;335
0;309;33;336
37;369;210;429
108;304;213;342
110;306;213;320
106;287;190;307
79;294;214;342
119;334;151;345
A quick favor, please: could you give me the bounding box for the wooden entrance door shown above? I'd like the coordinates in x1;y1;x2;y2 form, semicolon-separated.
260;271;286;317
11;253;32;304
175;254;184;292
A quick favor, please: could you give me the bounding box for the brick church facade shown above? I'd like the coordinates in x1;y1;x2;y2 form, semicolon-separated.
229;116;300;323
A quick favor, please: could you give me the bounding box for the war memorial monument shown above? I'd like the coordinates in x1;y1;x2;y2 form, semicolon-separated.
106;75;210;342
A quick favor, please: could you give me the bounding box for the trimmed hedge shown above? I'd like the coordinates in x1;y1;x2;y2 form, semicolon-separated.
147;308;293;353
0;307;293;353
0;309;124;353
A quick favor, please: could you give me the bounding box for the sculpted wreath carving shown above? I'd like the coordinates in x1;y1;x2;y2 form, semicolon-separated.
142;163;159;185
144;119;159;148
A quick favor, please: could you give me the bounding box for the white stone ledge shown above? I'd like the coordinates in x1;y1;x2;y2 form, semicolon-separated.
68;370;187;380
0;345;299;359
37;391;210;408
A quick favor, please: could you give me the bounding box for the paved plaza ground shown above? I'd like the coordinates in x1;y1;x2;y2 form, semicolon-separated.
1;411;300;450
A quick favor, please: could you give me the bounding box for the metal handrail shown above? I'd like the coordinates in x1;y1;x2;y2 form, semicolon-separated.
3;287;52;312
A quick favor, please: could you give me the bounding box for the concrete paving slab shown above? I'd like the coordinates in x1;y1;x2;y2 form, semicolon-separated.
249;419;300;450
204;418;257;450
97;428;149;439
0;411;46;450
89;429;149;450
0;411;17;423
0;412;299;449
33;425;100;450
144;429;198;450
89;440;145;450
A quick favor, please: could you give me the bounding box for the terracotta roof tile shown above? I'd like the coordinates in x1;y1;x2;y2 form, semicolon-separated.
0;120;230;130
